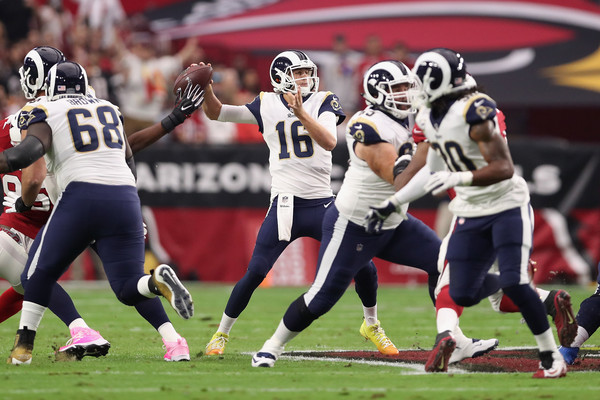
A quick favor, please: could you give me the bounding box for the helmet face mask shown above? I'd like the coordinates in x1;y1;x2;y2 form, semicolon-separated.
19;46;65;99
46;61;89;100
412;48;475;104
362;60;419;119
270;50;319;95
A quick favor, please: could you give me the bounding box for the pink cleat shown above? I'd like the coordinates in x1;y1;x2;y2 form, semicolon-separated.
163;337;190;362
57;327;110;361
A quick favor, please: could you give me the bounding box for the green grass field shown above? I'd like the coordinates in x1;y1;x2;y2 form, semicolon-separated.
1;282;598;400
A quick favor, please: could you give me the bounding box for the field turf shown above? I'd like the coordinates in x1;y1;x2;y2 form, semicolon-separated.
1;282;598;399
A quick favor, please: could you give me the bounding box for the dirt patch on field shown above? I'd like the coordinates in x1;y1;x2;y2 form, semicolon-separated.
288;349;600;373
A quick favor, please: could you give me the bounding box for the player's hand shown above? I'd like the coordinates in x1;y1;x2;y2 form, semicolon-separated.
425;171;473;196
2;191;19;213
364;196;406;234
283;86;304;116
162;82;205;132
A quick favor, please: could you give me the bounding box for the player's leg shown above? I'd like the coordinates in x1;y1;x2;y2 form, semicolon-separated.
9;189;94;365
252;206;375;367
94;185;191;361
494;206;565;378
0;231;28;323
560;261;600;364
354;261;399;355
206;200;291;355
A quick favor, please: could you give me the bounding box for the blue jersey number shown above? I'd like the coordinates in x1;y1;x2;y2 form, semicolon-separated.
67;106;123;152
431;141;477;172
276;120;314;159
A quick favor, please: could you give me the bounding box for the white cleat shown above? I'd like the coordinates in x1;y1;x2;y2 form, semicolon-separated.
251;352;278;368
449;338;499;364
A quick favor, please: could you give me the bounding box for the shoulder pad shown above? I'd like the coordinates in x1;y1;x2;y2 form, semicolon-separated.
464;94;497;125
19;106;49;129
319;92;345;125
348;117;383;144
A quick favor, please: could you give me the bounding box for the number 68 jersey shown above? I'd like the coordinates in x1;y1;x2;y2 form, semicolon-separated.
416;92;529;217
23;95;136;194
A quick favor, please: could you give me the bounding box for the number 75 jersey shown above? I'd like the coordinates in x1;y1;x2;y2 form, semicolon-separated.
246;91;345;200
22;96;136;194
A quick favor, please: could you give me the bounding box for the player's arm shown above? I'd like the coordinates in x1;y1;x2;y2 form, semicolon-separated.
19;128;47;209
0;122;51;174
355;141;397;184
284;87;336;151
202;82;223;120
394;141;428;190
469;120;514;185
128;82;204;153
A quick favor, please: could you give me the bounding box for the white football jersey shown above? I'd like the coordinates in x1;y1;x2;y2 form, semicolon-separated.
416;92;529;217
336;107;413;229
23;95;135;195
246;91;344;200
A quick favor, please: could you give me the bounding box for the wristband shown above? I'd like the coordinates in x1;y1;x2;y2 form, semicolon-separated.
15;197;32;213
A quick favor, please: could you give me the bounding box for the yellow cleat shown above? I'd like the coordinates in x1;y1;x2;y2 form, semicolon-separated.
360;320;399;355
205;332;229;355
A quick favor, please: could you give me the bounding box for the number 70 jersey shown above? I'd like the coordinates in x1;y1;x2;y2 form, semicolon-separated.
22;96;136;194
246;91;345;200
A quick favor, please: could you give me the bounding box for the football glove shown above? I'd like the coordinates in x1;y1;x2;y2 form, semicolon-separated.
161;82;205;132
3;192;33;213
424;171;473;196
364;196;407;234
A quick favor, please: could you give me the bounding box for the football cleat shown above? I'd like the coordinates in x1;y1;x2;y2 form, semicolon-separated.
205;332;229;355
151;264;194;320
533;352;567;378
251;339;284;368
7;327;36;365
359;320;399;355
449;337;499;364
545;290;578;347
56;327;110;361
163;337;190;362
425;330;456;373
251;352;278;368
558;346;579;365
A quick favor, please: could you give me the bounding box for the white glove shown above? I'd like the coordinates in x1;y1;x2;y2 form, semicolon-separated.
2;191;19;213
143;222;148;240
364;196;407;234
424;171;473;196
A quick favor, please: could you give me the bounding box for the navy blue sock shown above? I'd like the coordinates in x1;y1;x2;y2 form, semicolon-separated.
47;284;82;327
224;270;264;318
134;297;169;330
576;294;600;338
354;263;378;308
503;284;550;335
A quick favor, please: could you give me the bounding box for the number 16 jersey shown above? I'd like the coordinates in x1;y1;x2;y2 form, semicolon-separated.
246;91;345;200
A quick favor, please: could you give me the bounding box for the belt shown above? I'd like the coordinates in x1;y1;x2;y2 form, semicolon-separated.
0;225;22;245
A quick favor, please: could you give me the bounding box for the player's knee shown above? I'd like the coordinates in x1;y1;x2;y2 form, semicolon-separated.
283;295;319;332
449;289;479;307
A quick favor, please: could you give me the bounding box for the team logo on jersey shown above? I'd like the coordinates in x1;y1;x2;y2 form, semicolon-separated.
476;105;494;120
18;111;36;129
330;98;341;111
352;129;365;142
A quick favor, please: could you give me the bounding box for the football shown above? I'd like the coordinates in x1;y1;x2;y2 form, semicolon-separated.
173;64;213;95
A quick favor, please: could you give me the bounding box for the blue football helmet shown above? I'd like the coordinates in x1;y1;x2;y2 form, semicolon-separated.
412;48;475;103
19;46;66;99
270;50;319;95
362;60;419;119
46;61;89;100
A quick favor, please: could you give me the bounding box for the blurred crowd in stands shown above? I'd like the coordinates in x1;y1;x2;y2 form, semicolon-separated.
0;0;415;145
